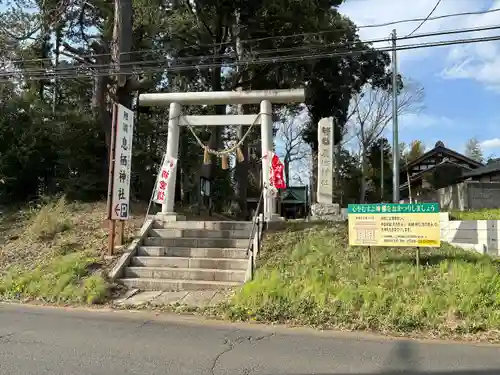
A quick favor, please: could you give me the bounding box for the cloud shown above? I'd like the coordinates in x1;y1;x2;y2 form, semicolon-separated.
400;113;454;128
340;0;500;90
481;138;500;149
338;0;486;65
438;0;500;89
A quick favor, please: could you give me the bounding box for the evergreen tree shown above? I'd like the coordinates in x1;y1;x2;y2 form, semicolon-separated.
465;137;484;163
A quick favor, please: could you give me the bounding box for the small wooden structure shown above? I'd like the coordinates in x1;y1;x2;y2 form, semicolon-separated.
399;141;484;199
279;186;309;219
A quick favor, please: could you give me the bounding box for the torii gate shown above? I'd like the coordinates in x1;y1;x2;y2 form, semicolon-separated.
138;89;305;221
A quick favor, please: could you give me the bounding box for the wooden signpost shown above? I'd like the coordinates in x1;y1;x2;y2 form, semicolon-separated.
106;103;135;255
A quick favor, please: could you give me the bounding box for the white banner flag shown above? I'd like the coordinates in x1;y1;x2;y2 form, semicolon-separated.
153;157;177;204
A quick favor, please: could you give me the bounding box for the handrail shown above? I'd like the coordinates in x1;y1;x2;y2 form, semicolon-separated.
246;187;264;280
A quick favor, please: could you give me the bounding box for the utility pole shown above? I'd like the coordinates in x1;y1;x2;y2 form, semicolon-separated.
107;0;134;253
391;29;400;203
380;139;384;201
113;0;133;108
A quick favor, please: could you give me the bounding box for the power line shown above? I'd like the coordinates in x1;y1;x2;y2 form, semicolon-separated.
147;5;499;54
406;0;443;37
3;23;500;75
2;6;500;66
6;34;500;80
95;6;499;52
358;6;500;29
2;33;499;83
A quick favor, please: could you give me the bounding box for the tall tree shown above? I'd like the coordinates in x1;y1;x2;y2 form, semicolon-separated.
406;140;425;162
465;137;484;163
0;0;427;214
165;0;395;208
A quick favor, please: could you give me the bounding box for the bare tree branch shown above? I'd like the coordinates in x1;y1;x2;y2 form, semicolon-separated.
346;81;424;202
276;108;311;186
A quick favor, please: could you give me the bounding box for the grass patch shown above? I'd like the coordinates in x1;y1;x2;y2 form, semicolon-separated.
0;198;146;305
28;197;72;240
450;208;500;221
0;251;108;304
221;223;500;337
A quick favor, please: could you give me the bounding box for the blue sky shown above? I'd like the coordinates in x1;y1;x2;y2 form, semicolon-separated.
339;0;500;157
276;0;500;185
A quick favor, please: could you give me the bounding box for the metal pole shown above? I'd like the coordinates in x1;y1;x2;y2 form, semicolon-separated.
391;29;400;203
406;155;412;203
380;139;384;201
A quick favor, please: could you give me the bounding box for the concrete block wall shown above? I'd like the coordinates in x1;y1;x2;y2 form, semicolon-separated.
440;212;500;256
415;181;500;210
467;182;500;209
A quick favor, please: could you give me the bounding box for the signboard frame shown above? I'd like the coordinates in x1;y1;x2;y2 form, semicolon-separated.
109;104;135;220
106;103;135;255
347;203;441;267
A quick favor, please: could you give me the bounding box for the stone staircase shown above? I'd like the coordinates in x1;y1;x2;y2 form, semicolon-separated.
120;219;254;291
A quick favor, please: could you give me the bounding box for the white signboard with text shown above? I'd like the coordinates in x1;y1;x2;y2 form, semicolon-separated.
317;117;334;204
154;157;177;204
111;104;134;220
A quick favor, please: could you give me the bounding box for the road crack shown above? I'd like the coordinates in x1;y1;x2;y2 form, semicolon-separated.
138;319;152;328
253;332;275;341
0;333;14;343
210;337;236;375
210;332;275;374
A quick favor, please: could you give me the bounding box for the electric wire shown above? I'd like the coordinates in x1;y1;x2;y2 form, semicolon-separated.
2;23;500;81
1;33;499;83
406;0;443;37
2;8;500;66
5;23;500;74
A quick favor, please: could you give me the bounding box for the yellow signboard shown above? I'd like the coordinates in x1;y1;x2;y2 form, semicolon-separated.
348;203;440;247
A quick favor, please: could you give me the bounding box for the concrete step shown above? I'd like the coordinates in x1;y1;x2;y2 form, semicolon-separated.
143;237;249;248
148;228;251;239
136;246;247;259
124;267;246;282
130;256;248;270
152;221;253;231
121;278;240;292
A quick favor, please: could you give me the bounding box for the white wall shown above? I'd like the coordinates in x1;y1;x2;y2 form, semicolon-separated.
440;212;500;256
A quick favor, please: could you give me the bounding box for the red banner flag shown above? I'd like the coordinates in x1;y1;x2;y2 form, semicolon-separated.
269;153;286;189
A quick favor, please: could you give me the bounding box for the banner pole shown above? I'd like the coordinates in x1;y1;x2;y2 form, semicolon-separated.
107;103;118;256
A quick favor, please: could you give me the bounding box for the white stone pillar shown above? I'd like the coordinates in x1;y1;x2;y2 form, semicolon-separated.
260;100;274;221
162;102;181;214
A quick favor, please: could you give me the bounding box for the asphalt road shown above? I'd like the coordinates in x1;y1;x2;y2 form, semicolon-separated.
1;304;500;375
